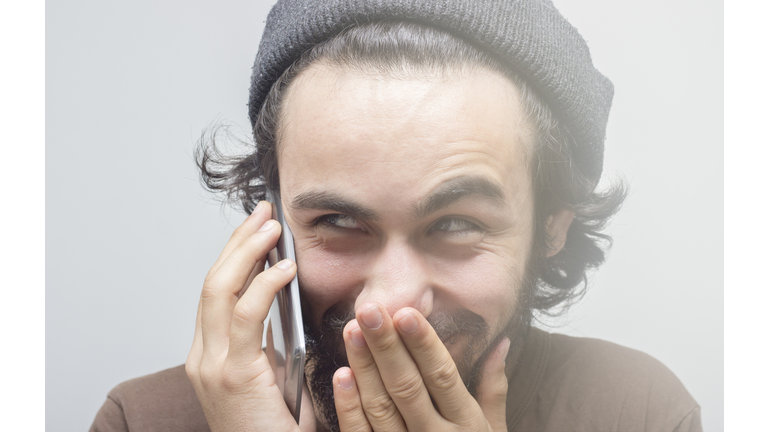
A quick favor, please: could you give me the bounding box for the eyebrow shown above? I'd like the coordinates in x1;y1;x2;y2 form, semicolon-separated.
414;176;506;219
290;175;506;222
290;190;380;221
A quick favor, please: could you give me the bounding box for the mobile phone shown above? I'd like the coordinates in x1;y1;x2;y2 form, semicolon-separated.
265;190;306;424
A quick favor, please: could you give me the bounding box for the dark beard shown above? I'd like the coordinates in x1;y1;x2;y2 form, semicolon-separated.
302;296;532;432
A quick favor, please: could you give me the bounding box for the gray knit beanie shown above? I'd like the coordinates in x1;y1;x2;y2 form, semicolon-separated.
248;0;613;183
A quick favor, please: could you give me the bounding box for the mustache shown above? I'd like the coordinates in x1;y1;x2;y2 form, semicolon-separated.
316;304;489;349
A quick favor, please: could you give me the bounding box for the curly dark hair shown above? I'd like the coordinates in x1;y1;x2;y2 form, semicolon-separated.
195;21;626;316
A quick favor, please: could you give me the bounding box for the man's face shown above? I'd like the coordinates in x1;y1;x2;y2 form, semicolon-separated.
276;62;536;425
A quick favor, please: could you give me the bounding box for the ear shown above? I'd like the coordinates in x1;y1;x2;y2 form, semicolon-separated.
545;208;575;258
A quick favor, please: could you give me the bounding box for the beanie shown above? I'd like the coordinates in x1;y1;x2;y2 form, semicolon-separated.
248;0;613;183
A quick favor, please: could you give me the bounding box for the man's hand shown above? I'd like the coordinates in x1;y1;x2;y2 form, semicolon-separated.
332;303;511;432
185;201;316;432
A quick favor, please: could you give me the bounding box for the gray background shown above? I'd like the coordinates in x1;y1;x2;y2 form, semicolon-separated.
46;0;723;430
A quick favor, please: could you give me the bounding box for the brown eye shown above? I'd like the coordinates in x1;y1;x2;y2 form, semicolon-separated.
318;214;366;231
430;217;481;234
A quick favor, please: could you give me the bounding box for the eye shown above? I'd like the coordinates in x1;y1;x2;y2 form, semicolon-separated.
317;214;367;232
429;217;482;234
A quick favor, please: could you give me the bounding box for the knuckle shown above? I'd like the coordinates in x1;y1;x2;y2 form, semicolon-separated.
372;331;401;354
200;281;220;301
353;355;380;376
197;364;220;387
386;371;424;403
491;378;509;399
231;300;254;327
426;357;461;391
230;224;249;241
362;394;399;424
221;357;272;391
204;268;215;281
218;364;246;391
479;373;508;402
335;395;361;417
409;330;432;351
185;362;200;380
204;266;227;287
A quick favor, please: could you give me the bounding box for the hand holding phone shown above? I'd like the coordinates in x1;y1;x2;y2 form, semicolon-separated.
186;197;309;431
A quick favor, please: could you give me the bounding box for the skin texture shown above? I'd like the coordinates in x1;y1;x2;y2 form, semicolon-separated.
186;63;574;432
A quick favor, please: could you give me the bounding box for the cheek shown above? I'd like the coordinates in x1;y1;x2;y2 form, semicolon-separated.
431;249;525;332
296;244;368;324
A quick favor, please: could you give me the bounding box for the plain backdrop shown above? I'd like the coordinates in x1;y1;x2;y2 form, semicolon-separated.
45;0;723;430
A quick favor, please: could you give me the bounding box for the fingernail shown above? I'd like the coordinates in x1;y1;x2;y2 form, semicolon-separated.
398;313;418;333
252;201;265;215
258;220;276;232
276;259;294;270
361;306;383;330
338;373;354;391
350;328;366;347
499;338;511;361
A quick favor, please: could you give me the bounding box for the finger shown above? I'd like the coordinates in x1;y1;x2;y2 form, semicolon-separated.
201;219;281;355
238;207;274;299
475;338;510;432
344;319;407;432
208;200;272;277
265;320;277;373
354;304;437;431
227;259;296;367
185;296;204;384
299;381;318;432
392;308;478;424
238;257;265;299
333;367;372;432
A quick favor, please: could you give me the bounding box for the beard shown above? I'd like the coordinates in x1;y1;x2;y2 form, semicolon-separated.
301;278;535;432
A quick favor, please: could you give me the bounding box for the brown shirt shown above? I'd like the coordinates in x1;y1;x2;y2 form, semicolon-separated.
90;328;701;432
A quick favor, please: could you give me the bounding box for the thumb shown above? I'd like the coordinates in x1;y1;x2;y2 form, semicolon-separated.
476;338;511;432
299;381;317;432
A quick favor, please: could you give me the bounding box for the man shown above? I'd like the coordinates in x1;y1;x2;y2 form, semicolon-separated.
91;1;701;431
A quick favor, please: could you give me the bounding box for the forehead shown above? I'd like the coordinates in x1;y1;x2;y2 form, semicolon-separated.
277;63;534;204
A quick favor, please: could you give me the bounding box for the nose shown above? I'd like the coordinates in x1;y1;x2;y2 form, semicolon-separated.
354;239;434;319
